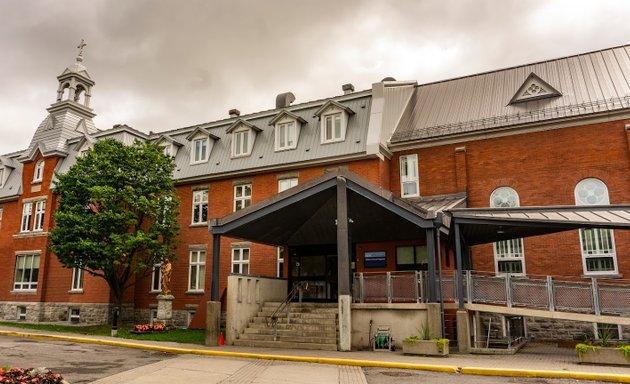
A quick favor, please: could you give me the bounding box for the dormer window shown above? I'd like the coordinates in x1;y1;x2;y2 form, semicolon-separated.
0;168;4;188
270;109;306;152
185;128;219;165
314;100;354;144
33;160;44;183
233;128;250;157
192;137;209;163
226;119;261;158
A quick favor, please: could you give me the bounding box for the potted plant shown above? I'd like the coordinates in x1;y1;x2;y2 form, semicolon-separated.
402;324;449;356
575;328;630;366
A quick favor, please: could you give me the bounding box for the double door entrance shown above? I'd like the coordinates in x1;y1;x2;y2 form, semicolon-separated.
289;245;339;301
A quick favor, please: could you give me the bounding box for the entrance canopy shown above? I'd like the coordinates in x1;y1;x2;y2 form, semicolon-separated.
446;205;630;246
210;168;436;246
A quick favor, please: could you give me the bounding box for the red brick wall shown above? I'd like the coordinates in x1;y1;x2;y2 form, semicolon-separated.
392;120;630;278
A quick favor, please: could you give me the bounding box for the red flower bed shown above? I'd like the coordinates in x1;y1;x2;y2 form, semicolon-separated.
0;367;65;383
133;323;166;333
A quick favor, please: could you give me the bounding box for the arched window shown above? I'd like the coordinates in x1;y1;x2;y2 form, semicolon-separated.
490;187;525;275
575;178;617;274
33;160;44;183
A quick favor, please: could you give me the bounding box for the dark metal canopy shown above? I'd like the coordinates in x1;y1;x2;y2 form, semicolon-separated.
447;205;630;246
209;168;436;246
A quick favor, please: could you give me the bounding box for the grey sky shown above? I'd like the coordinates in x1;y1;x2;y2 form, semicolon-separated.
2;0;630;155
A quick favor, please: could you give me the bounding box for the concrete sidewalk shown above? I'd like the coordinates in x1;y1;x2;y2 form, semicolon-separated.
1;325;630;383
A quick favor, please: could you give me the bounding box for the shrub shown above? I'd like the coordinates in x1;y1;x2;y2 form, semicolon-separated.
0;367;65;383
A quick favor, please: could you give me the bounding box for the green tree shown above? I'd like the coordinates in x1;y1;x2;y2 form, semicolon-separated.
49;139;180;334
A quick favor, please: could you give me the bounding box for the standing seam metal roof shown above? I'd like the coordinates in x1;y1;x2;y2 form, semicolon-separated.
391;45;630;143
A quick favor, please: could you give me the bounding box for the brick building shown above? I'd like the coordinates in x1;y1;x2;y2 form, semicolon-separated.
0;44;628;346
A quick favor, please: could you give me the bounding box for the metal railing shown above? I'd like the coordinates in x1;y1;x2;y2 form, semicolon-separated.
352;270;630;316
266;281;307;341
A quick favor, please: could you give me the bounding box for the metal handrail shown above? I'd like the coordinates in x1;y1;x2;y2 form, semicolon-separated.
266;281;308;341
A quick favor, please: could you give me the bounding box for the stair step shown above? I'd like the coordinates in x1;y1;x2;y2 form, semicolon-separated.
258;307;339;314
250;317;337;325
263;302;339;309
234;339;338;351
243;328;337;338
255;312;337;319
247;322;338;332
238;333;337;344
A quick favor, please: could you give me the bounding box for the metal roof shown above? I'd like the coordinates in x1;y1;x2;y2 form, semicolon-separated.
210;168;435;246
447;205;630;245
391;45;630;144
0;153;23;201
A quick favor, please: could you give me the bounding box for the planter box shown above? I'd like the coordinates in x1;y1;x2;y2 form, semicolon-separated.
402;340;449;356
578;347;630;366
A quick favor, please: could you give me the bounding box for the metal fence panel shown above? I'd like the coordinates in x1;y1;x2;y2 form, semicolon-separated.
471;275;507;304
391;273;417;302
511;278;549;308
554;282;594;313
599;284;630;314
362;274;389;303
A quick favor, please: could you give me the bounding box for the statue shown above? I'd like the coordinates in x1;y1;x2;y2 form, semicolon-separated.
160;260;172;296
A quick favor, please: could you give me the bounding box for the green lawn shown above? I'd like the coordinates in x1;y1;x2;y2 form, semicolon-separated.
0;321;206;345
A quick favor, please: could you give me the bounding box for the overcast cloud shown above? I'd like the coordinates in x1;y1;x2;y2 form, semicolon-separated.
2;0;630;155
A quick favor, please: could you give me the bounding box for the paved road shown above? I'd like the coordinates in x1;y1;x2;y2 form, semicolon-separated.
0;336;617;384
0;337;174;383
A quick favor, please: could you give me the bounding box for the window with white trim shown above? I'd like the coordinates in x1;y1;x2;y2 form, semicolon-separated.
20;202;32;232
192;190;208;224
277;247;284;278
232;129;250;157
192;137;209;164
575;178;617;275
14;253;40;291
231;247;250;275
234;184;252;211
150;309;158;325
276;121;297;150
69;308;80;323
278;177;298;192
17;306;26;321
33;160;44;182
0;168;4;187
71;267;84;291
188;250;206;291
490;187;525;275
187;310;196;328
151;263;162;292
0;207;3;229
33;200;46;231
322;112;343;142
400;154;419;197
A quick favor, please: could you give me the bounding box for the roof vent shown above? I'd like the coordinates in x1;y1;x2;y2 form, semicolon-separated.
381;77;396;82
275;92;296;108
229;109;240;118
342;83;355;94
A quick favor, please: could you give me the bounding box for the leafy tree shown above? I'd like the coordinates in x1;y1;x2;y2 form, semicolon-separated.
49;139;180;334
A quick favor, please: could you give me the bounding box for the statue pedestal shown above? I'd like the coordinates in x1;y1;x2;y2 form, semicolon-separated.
156;294;175;328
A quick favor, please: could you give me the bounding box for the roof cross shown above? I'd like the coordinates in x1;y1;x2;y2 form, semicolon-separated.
76;39;87;62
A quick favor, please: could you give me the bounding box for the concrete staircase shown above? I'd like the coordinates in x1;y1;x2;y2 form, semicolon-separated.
233;302;339;351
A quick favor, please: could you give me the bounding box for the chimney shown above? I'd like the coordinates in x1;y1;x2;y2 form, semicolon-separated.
229;109;240;118
342;83;355;94
275;92;296;108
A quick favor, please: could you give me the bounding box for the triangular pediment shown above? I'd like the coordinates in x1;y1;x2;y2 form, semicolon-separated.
225;119;262;134
510;73;562;104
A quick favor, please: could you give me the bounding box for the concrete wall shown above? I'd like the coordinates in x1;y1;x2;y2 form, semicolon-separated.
351;303;440;349
225;274;287;344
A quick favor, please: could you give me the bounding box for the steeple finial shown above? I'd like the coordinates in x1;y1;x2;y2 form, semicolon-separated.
76;39;87;63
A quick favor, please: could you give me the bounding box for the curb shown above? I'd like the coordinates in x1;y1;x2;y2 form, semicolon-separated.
3;330;630;383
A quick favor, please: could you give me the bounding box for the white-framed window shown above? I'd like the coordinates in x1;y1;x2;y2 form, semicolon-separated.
231;247;250;275
71;267;84;292
33;160;44;182
187;310;196;328
151;263;162;292
276;121;297;150
21;202;33;232
14;253;40;291
161;144;172;157
0;168;4;187
400;154;419;197
232;129;251;157
69;308;80;323
575;178;617;275
191;137;209;164
234;184;252;211
150;309;158;325
322;112;343;143
192;190;208;224
490;187;525;275
33;200;46;231
278;177;298;192
17;306;26;321
277;247;284;278
0;206;3;229
188;250;206;292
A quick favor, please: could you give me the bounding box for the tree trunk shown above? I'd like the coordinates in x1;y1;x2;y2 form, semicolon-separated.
111;289;123;337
